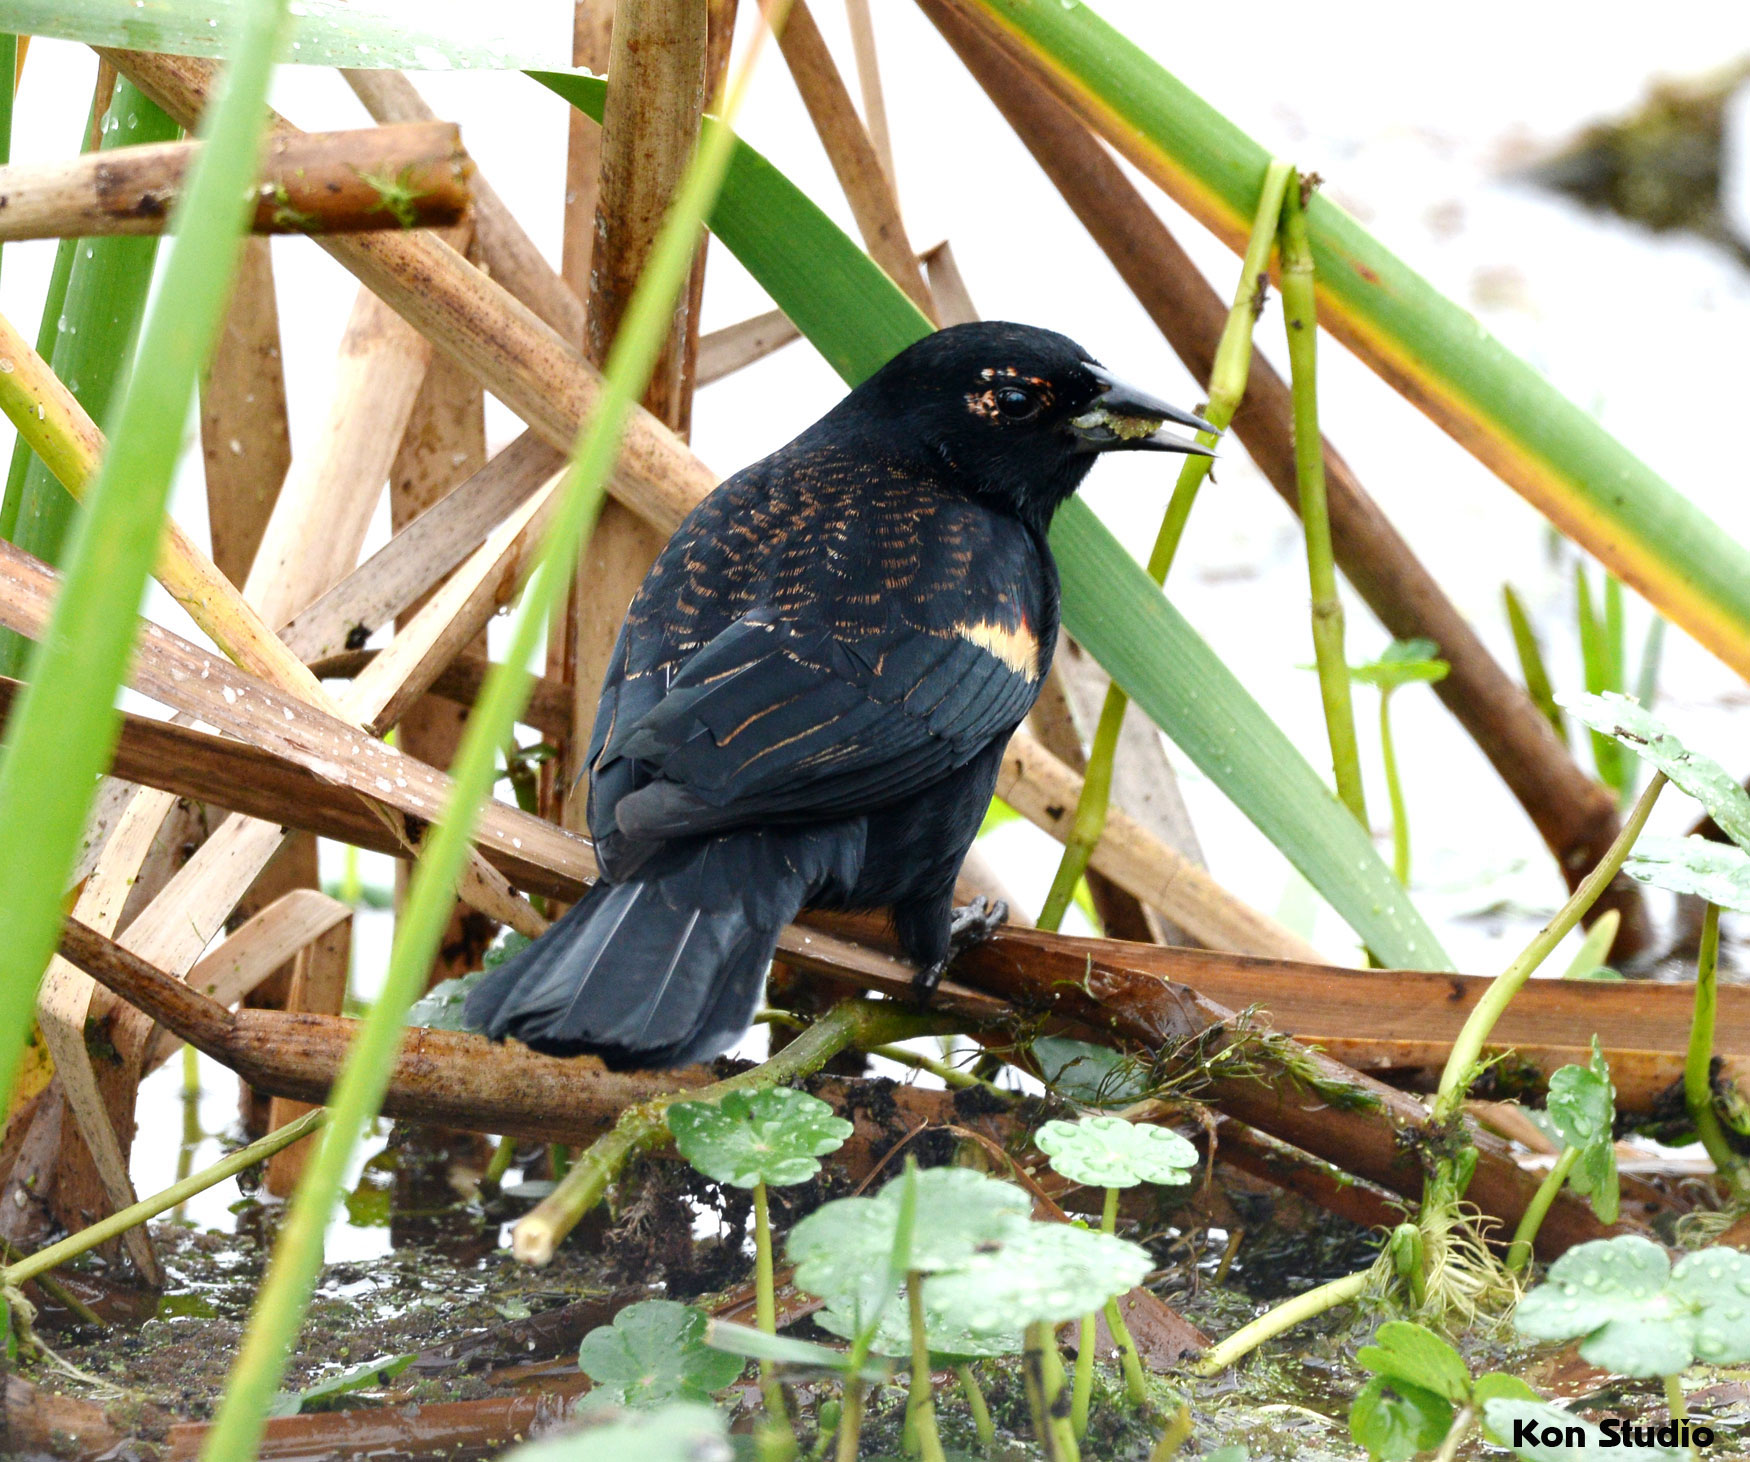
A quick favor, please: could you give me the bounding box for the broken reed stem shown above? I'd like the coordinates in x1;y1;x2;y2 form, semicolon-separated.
0;122;471;241
514;1000;959;1264
1433;771;1665;1121
1036;158;1292;932
3;1109;324;1291
1279;170;1366;830
1685;901;1749;1194
1187;1265;1371;1376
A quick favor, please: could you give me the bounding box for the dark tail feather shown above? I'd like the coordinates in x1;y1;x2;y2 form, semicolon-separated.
462;829;860;1069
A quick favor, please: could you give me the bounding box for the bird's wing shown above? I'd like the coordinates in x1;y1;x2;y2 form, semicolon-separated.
600;610;1038;838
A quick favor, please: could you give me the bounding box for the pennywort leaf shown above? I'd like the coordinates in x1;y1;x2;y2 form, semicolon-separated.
667;1087;851;1189
1515;1236;1750;1377
1624;835;1750;914
1034;1115;1197;1189
1559;693;1750;849
1544;1041;1619;1224
577;1301;744;1411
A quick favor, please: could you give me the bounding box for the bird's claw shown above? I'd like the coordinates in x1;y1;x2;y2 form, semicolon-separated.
910;896;1010;1006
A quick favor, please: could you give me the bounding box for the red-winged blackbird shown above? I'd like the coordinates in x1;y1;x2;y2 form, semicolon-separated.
466;322;1213;1068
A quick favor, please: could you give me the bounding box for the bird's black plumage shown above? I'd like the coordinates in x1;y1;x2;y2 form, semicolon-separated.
465;321;1213;1068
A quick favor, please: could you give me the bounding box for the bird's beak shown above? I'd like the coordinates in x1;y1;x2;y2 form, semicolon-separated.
1069;365;1218;456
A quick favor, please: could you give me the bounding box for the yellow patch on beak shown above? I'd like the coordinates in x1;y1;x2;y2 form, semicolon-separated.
956;618;1039;680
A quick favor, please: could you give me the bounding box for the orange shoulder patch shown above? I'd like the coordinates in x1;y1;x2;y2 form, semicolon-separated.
955;618;1039;680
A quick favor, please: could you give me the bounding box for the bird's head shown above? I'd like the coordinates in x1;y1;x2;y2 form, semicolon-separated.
840;320;1216;531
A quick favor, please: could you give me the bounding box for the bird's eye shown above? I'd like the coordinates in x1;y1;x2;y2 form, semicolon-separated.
994;385;1040;420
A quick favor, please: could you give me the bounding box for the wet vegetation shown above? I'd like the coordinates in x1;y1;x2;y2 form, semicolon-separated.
2;4;1750;1461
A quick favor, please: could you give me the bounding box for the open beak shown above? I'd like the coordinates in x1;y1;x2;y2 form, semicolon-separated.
1069;365;1218;456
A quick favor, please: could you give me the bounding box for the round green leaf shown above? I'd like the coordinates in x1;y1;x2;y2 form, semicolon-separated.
1351;639;1450;692
1354;1320;1471;1405
577;1301;745;1409
788;1166;1030;1303
1034;1115;1198;1189
1032;1036;1150;1107
1623;835;1750;913
498;1402;733;1462
1349;1375;1453;1462
1514;1236;1715;1378
923;1221;1152;1331
1666;1247;1750;1364
1559;694;1750;850
814;1287;1022;1361
1473;1374;1543;1445
666;1087;852;1189
1483;1398;1686;1461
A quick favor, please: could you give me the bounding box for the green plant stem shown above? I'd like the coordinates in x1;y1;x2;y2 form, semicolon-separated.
1023;1321;1058;1459
753;1180;794;1437
834;1376;865;1462
0;33;13;283
1036;157;1292;932
4;1109;324;1291
1100;1185;1148;1406
0;77;177;679
1070;1310;1095;1438
1506;1147;1577;1273
483;1134;518;1187
1148;1403;1194;1462
1038;1323;1081;1462
1433;771;1665;1121
904;1271;946;1462
956;1363;995;1448
1560;909;1619;980
1189;1266;1371;1376
1636;615;1667;709
1685;902;1749;1195
0;1235;102;1328
840;1157;919;1462
174;1044;203;1210
1380;688;1410;884
1576;566;1625;794
1502;584;1564;741
1664;1373;1687;1422
199;20;780;1454
1278;173;1366;827
1430;1406;1476;1462
517;1002;957;1263
0;0;290;1194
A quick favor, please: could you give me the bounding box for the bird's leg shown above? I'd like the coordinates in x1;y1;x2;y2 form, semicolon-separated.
911;895;1009;1004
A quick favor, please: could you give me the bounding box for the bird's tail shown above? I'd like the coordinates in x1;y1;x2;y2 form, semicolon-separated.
463;827;862;1069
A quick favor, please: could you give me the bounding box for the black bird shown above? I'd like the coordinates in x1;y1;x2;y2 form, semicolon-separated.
465;322;1213;1068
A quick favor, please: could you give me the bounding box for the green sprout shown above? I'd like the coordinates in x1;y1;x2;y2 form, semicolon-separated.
1516;1235;1750;1424
576;1300;745;1413
668;1086;851;1439
355;163;429;228
1348;1320;1537;1462
1036;1115;1196;1423
1349;638;1449;885
1507;1041;1619;1272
